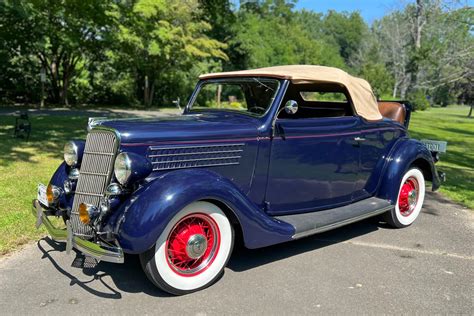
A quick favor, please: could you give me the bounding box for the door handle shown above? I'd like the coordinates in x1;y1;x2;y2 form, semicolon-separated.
354;137;366;142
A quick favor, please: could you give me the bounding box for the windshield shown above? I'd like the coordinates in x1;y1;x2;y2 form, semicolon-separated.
189;78;280;117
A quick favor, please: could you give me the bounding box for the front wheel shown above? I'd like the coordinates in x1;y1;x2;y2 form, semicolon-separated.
140;201;234;295
385;168;426;228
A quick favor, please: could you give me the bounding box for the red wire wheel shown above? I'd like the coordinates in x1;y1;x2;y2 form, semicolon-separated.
165;213;221;276
398;176;419;217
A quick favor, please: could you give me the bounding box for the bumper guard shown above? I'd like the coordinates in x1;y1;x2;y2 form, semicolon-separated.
32;199;124;263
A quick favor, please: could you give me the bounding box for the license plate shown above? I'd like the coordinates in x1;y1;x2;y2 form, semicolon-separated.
37;183;48;207
421;139;447;153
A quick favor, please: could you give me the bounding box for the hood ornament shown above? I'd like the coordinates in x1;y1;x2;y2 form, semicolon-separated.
87;117;108;131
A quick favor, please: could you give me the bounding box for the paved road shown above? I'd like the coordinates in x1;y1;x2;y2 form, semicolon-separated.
0;192;472;315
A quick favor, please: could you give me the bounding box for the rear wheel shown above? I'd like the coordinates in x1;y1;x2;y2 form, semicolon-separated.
385;168;425;228
140;201;234;295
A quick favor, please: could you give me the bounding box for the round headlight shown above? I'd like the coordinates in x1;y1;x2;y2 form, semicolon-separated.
114;152;132;185
64;141;84;167
64;141;78;166
114;152;152;186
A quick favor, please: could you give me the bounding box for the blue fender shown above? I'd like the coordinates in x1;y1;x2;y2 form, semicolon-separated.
110;169;295;254
49;162;74;210
49;162;68;187
377;138;440;204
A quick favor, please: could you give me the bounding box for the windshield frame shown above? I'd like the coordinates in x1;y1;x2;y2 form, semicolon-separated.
185;77;282;118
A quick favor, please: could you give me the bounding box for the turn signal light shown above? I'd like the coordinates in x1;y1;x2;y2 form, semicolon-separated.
46;184;60;204
78;203;100;225
78;203;90;224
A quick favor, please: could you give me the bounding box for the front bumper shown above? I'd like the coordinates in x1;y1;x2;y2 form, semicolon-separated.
32;199;124;263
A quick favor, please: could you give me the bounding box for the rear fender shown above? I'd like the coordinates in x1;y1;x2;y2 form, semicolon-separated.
109;169;294;254
377;138;440;204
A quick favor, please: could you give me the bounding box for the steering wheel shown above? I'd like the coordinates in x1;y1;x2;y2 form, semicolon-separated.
248;106;267;114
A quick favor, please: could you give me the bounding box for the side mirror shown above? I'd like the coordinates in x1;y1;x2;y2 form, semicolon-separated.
271;99;299;138
284;100;298;114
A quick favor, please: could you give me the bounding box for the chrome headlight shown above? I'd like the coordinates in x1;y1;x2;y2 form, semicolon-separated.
63;141;84;167
114;152;152;186
114;153;132;185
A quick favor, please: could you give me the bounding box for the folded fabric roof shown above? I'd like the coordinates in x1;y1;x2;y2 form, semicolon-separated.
200;65;382;121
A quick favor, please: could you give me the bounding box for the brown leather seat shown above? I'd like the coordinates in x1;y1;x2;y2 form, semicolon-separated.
378;102;406;124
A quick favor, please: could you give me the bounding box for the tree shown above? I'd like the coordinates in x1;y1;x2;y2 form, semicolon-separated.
114;0;228;106
373;12;412;98
0;0;116;105
374;1;473;101
232;1;344;70
322;11;368;65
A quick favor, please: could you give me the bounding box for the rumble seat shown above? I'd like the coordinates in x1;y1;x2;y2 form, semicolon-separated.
378;101;406;124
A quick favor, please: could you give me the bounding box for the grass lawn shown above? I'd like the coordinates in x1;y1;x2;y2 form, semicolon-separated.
408;106;474;209
0;115;88;254
0;105;472;255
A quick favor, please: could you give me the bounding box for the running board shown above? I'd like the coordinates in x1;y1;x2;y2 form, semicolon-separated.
275;197;393;239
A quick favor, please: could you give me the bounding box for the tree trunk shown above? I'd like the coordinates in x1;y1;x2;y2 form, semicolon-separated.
400;84;408;99
392;82;399;99
144;75;149;107
50;60;60;104
468;105;473;118
414;0;423;50
60;58;73;107
217;84;222;108
149;81;155;107
61;76;69;107
409;0;425;93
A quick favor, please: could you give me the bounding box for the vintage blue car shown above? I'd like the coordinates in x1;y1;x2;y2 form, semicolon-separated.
34;65;443;295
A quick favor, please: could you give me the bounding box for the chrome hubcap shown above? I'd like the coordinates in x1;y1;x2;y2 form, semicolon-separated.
408;190;417;207
186;234;208;259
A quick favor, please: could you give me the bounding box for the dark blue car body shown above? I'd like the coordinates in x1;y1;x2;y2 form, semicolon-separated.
47;78;440;255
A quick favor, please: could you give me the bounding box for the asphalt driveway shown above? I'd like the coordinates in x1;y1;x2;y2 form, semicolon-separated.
0;192;472;314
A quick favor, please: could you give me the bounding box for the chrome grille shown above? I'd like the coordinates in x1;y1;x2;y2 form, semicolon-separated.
147;143;244;171
70;130;119;238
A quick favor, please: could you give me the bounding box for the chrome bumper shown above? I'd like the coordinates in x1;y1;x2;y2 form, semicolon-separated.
32;199;124;263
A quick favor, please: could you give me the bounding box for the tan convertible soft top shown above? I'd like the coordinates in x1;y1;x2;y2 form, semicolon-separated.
200;65;382;121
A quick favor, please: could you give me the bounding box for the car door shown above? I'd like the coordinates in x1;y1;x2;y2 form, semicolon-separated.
264;116;362;215
352;122;404;200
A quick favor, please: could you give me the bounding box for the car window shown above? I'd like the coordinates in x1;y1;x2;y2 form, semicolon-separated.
190;78;280;117
279;83;354;119
300;91;347;102
195;83;248;110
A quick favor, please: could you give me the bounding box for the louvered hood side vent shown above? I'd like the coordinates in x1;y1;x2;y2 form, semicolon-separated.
147;143;245;171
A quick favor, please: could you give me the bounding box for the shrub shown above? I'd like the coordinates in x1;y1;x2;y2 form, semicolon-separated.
408;90;430;111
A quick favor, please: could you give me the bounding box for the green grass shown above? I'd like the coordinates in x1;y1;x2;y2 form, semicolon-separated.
0;105;472;255
408;106;474;209
0;115;88;254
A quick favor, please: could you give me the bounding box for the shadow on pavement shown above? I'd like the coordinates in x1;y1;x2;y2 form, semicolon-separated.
36;217;383;298
37;238;172;298
228;217;380;271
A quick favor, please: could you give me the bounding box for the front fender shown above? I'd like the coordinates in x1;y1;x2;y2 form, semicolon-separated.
49;162;68;187
377;138;440;204
111;169;294;254
49;162;74;210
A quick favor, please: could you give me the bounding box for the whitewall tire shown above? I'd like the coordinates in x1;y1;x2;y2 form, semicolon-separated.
385;168;426;228
140;201;234;295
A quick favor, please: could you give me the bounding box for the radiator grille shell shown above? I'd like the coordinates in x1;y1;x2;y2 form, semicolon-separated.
70;129;119;238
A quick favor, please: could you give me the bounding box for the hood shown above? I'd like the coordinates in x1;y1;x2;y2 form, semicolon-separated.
96;111;260;145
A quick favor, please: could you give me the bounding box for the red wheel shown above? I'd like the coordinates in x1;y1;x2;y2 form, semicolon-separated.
166;213;220;276
385;168;425;228
140;202;234;295
398;177;420;217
